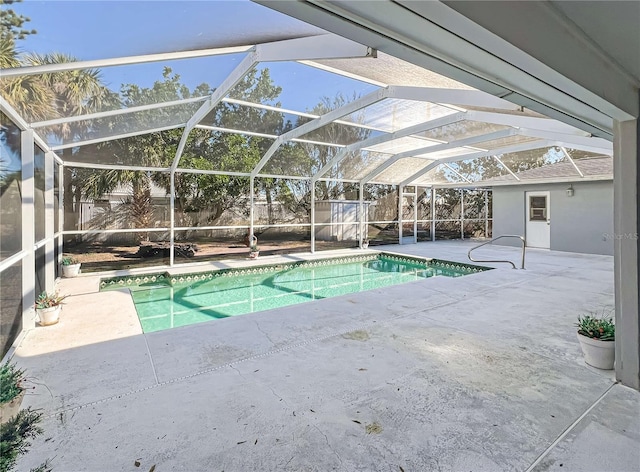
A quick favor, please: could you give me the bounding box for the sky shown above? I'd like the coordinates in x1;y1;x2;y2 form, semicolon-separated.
11;0;378;112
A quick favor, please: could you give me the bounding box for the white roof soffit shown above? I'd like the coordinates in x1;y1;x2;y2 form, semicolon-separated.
254;0;618;139
255;34;372;62
433;174;613;189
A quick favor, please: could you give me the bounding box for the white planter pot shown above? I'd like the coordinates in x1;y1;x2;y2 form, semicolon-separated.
577;333;615;370
62;263;81;278
37;305;61;326
249;251;260;259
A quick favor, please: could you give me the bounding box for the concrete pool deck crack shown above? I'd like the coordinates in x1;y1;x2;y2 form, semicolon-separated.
40;267;596;420
40;295;466;419
313;424;344;469
142;332;160;385
253;318;276;345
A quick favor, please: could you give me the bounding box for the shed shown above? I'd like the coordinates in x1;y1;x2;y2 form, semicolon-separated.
314;200;371;241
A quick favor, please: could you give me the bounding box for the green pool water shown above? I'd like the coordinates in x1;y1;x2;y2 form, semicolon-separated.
101;254;488;332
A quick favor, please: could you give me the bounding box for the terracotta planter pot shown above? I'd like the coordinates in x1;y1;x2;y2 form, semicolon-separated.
37;305;61;326
0;389;25;424
62;263;81;277
577;333;615;370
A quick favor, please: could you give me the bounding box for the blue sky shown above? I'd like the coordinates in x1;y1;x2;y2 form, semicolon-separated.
12;0;377;112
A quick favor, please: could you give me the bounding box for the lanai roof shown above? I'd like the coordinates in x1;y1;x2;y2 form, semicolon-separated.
0;1;613;188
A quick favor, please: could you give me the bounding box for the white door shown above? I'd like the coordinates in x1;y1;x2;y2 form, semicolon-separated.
525;191;550;248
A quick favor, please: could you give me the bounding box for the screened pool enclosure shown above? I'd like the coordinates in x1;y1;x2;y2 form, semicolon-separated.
0;2;613;353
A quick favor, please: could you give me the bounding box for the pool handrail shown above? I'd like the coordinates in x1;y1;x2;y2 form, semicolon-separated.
468;235;526;269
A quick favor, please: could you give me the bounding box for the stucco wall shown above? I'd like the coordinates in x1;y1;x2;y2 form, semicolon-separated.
492;181;613;255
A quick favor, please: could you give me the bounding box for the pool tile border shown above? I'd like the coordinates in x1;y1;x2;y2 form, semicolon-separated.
99;252;489;290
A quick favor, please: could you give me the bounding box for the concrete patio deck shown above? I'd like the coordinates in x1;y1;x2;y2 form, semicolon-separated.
12;240;640;471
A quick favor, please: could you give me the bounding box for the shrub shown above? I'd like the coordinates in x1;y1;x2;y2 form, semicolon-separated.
576;314;615;341
0;408;46;472
0;364;24;404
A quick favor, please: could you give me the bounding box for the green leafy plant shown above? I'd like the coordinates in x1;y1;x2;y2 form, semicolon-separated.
61;256;79;266
35;291;66;310
250;243;259;252
0;408;50;472
0;363;24;404
576;313;615;341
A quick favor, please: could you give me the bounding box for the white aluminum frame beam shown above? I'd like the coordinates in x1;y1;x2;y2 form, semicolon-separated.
0;96;51;152
171;52;259;171
44;150;55;292
21;129;36;330
31;96;208;129
442;162;472;183
389;85;520;111
399;140;553;187
548;141;614;156
517;128;613;152
559;146;585;178
195;125;278;140
312;111;467;182
0;46;254;78
51;123;187;151
360;128;516;184
222;97;316;118
492;155;521;181
466;110;592;136
223;97;384;132
195;125;344;148
251;87;388;178
64;162;170;172
256;0;618;136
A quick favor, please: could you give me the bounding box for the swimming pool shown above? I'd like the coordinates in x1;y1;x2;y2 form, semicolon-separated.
101;253;489;332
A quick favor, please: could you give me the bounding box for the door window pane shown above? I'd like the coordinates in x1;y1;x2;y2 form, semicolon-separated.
529;196;547;221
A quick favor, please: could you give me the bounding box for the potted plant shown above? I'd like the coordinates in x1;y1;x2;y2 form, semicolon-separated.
35;291;66;326
249;242;260;259
361;239;370;249
61;256;81;277
576;313;615;370
0;363;26;424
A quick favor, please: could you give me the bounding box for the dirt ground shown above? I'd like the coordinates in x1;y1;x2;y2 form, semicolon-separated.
62;227;415;273
64;239;358;273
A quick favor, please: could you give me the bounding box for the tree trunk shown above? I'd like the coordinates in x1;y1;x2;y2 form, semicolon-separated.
266;186;274;225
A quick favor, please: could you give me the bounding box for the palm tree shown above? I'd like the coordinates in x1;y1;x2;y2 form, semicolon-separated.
19;53;116;235
0;38;56;122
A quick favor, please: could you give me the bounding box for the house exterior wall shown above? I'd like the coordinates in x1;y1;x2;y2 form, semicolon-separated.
492;181;613;255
